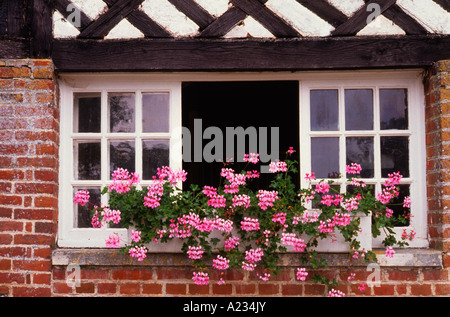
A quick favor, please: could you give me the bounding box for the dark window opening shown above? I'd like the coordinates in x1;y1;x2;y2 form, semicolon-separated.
182;81;300;191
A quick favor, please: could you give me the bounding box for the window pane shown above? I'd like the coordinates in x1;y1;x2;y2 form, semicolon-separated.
109;93;135;133
142;93;170;133
110;141;135;177
75;188;101;228
381;136;409;177
346;137;374;178
76;142;101;180
345;89;373;130
386;184;410;227
310;90;339;131
143;140;170;180
311;137;339;178
74;93;101;133
380;89;408;130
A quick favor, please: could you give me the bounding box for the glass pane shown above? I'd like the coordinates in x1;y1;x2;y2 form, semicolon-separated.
386;184;410;227
142;93;170;133
380;89;408;130
110;141;135;177
346;137;374;178
74;93;101;133
143;140;170;180
76;142;101;180
109;93;135;133
381;136;409;177
75;188;101;228
310;90;339;131
345;89;373;130
311;137;339;178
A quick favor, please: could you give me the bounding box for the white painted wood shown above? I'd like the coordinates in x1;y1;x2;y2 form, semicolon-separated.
397;0;450;34
105;19;144;39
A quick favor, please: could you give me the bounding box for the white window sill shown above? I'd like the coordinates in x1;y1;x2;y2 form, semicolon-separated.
52;248;442;268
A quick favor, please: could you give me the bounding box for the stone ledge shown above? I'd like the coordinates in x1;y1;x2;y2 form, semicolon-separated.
52;248;443;268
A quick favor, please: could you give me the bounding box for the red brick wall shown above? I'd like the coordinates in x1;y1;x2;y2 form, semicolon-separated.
0;59;59;296
1;59;450;297
424;60;450;264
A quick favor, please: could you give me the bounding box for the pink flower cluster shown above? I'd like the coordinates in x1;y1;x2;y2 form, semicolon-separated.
256;190;279;210
280;233;306;252
272;212;287;225
293;211;319;225
73;190;90;206
328;289;345;297
321;194;343;207
144;166;188;209
296;267;308;281
232;194;251;209
346;163;362;174
102;208;121;225
240;217;260;231
269;160;287;173
213;255;230;270
318;212;351;233
131;229;141;243
243;153;259;164
403;196;411;208
377;172;402;204
241;248;264;271
385;246;395;258
192;272;209;285
187;246;204;260
129;246;147;261
315;182;330;194
207;194;227;208
401;229;416;241
108;168;140;194
105;233;121;248
344;196;360;212
224;236;240;251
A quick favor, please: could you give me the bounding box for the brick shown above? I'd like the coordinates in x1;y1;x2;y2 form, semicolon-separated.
387;270;419;281
75;282;95;294
120;283;141;295
234;284;256;295
0;220;23;232
142;283;162;295
12;286;51;297
14;234;53;245
189;284;210;295
0;272;25;284
435;283;450;295
157;268;192;280
34;196;58;208
14;209;54;221
13;259;51;272
410;284;432;296
0;67;31;78
0;195;22;206
282;284;303;296
212;283;232;295
166;283;186;295
304;283;326;296
258;283;279;295
33;67;53;79
98;283;117;294
0;258;11;270
112;268;152;280
80;269;109;280
0;170;24;180
53;282;73;294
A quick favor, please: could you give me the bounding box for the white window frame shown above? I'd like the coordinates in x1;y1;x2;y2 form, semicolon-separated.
58;74;182;247
58;70;427;250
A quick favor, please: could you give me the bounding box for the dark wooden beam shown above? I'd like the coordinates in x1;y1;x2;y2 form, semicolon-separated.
52;35;450;72
78;0;144;38
31;0;53;58
230;0;301;37
198;6;247;38
432;0;450;12
54;0;92;31
0;38;30;58
167;0;215;30
295;0;348;27
102;0;170;38
332;0;397;36
382;4;428;35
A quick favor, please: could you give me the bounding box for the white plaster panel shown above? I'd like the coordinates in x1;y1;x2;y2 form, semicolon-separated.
70;0;108;20
266;0;334;36
326;0;365;17
357;15;405;36
140;0;199;37
397;0;450;33
192;0;231;17
105;19;145;39
53;10;80;38
224;16;274;38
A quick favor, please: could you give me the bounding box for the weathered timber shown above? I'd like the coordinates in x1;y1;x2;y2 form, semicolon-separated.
52;35;450;71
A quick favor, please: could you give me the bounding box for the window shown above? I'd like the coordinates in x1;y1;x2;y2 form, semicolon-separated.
58;71;426;249
58;76;181;247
